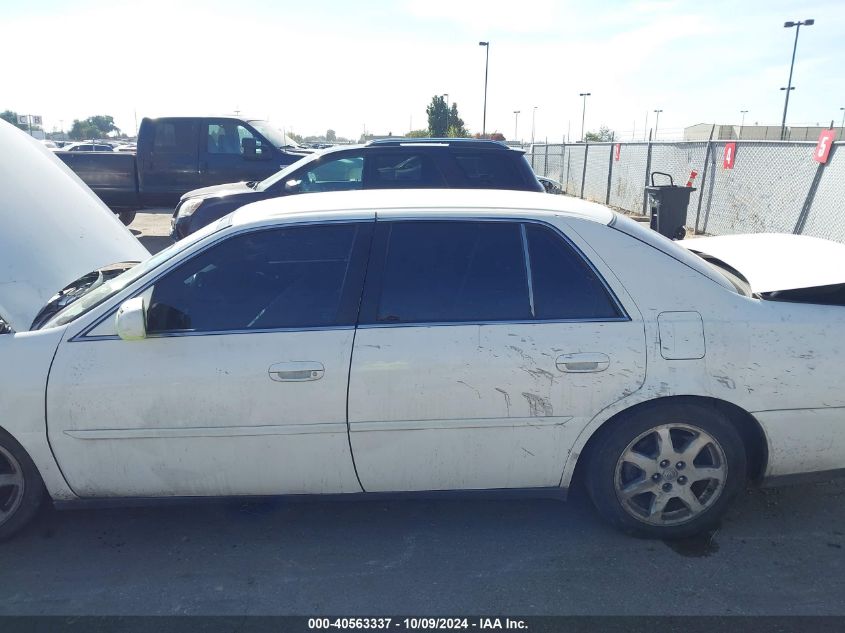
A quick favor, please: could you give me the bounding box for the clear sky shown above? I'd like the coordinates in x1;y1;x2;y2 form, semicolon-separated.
2;0;843;141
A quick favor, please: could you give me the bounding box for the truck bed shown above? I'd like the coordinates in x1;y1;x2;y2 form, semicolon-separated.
56;151;140;211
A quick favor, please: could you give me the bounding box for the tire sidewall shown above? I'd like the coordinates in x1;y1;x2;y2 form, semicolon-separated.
0;427;46;541
587;401;746;539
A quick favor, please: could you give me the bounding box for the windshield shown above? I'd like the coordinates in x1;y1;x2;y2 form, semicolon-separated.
254;153;316;192
41;219;230;329
248;120;302;149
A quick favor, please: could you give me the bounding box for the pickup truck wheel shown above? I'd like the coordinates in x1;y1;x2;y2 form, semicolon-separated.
118;210;137;226
0;428;46;541
586;402;746;539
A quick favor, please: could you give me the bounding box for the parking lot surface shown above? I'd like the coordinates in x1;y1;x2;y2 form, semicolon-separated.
1;210;842;616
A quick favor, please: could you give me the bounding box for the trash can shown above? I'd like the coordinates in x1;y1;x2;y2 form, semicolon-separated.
645;172;696;240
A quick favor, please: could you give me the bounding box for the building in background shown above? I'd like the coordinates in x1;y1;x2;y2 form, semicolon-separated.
684;123;844;142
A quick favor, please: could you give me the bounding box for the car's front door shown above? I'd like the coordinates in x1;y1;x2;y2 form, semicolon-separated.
347;218;646;492
47;220;373;497
201;119;273;186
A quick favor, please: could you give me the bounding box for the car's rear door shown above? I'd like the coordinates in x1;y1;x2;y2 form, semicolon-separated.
347;216;646;492
47;219;373;497
138;118;200;206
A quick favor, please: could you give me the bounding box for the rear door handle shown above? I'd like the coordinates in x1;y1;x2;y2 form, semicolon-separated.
268;361;324;382
556;353;610;373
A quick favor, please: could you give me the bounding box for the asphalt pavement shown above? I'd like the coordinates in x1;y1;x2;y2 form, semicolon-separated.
1;210;842;616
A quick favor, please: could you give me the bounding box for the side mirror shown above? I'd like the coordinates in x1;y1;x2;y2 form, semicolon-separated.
115;297;147;340
242;137;257;156
284;179;302;194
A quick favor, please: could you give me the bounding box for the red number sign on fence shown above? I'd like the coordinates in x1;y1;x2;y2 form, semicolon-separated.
814;129;836;164
614;143;621;161
723;143;736;169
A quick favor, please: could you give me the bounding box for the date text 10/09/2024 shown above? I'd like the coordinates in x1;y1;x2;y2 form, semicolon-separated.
308;618;529;630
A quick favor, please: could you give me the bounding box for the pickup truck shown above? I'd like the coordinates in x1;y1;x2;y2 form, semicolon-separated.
56;116;309;224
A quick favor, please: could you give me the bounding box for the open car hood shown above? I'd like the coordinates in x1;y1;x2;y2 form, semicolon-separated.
682;233;845;293
0;121;150;332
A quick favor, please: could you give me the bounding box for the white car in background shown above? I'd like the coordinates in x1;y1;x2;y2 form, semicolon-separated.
1;121;845;540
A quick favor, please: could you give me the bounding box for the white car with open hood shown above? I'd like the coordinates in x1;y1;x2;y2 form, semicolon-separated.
1;121;845;540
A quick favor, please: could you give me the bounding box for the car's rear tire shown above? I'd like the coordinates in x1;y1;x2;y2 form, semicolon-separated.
118;209;137;226
586;401;746;539
0;428;46;541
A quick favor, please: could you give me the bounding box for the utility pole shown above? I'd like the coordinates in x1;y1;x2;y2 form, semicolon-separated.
740;109;748;139
579;93;591;142
531;106;538;146
653;109;663;140
780;19;815;140
479;41;490;135
513;110;520;144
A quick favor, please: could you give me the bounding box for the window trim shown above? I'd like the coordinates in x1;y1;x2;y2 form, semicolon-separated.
357;217;629;329
72;219;374;342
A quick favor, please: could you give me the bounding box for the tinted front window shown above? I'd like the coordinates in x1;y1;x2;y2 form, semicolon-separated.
526;224;621;320
451;153;524;189
297;155;364;193
367;153;446;188
375;222;531;324
147;224;364;333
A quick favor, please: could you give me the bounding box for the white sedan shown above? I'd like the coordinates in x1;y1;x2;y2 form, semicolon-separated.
2;121;845;540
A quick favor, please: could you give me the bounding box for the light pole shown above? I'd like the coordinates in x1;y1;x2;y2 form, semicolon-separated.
780;19;814;141
579;92;591;142
839;107;844;133
513;110;520;144
531;106;538;146
479;41;489;136
740;109;748;139
653;109;663;140
442;93;450;135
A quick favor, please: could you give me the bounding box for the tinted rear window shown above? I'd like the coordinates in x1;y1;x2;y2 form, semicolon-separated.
451;152;525;189
375;221;531;323
153;120;197;153
526;224;621;320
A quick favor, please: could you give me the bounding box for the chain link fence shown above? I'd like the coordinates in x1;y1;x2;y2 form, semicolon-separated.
527;140;843;242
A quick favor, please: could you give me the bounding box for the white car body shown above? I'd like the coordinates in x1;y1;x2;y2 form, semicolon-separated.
1;122;845;527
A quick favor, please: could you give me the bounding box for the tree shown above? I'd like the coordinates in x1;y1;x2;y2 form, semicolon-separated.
446;103;468;137
426;95;449;137
1;110;27;131
325;129;336;142
69;115;121;140
584;126;615;142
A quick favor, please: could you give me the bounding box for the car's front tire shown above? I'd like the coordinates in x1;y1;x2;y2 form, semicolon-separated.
0;428;46;541
586;402;746;539
118;209;137;226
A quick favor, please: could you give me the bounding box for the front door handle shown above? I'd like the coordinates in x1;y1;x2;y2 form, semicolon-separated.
556;353;610;373
268;361;324;382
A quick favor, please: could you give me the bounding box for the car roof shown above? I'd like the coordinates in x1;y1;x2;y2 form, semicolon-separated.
232;189;616;228
367;138;511;150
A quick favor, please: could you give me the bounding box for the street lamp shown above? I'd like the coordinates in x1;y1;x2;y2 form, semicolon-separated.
740;109;749;139
531;106;539;146
780;19;814;141
513;110;520;144
579;93;591;142
839;107;844;131
443;93;450;135
653;109;663;140
479;42;490;136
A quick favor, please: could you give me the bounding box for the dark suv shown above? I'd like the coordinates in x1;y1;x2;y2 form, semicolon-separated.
171;138;543;239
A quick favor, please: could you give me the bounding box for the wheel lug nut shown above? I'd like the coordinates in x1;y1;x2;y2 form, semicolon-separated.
676;462;685;470
662;483;673;492
651;473;661;481
660;460;670;468
678;476;688;485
